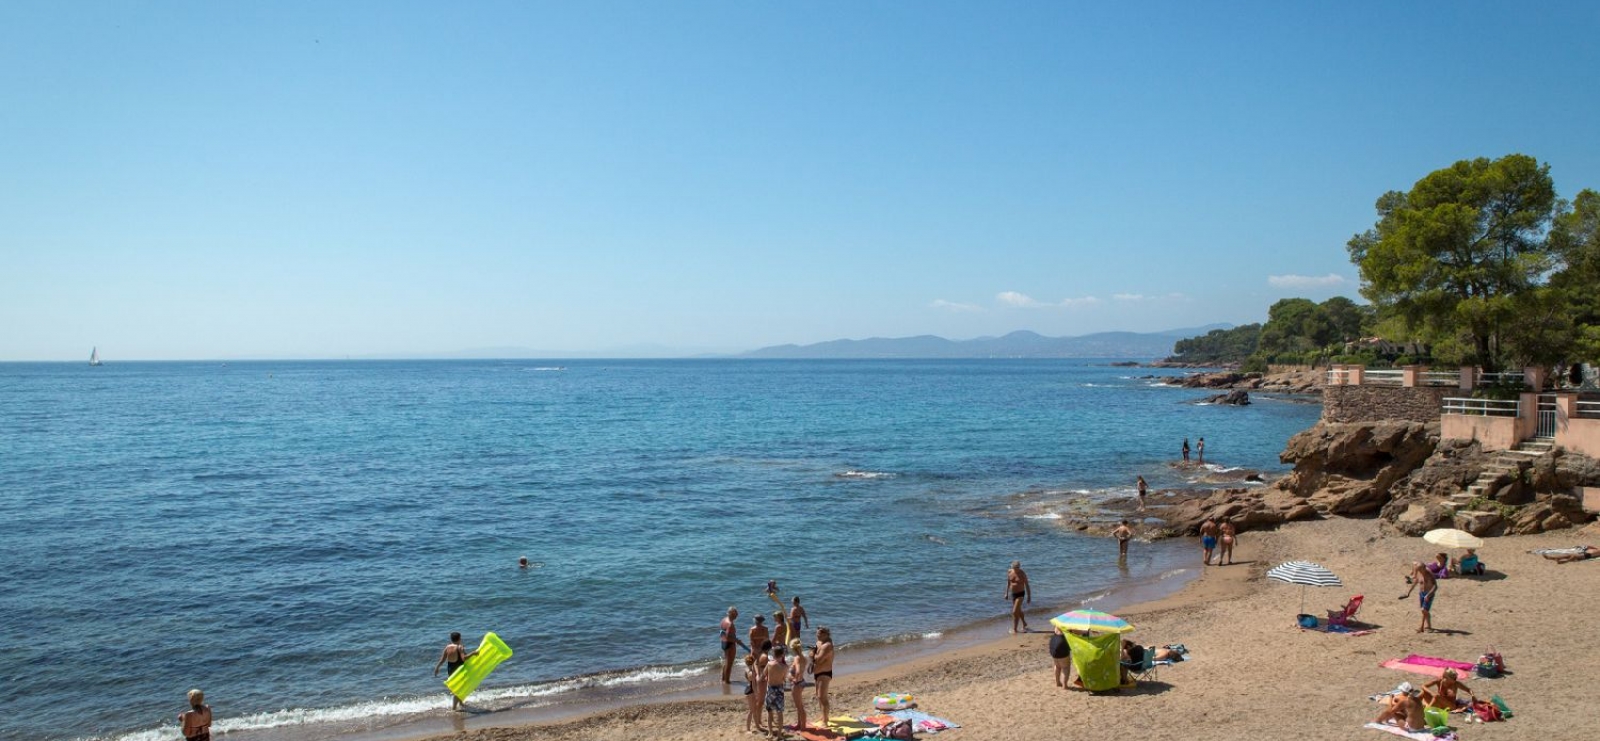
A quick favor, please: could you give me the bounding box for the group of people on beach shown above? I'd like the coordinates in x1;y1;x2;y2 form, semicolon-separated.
1198;516;1237;566
718;586;835;736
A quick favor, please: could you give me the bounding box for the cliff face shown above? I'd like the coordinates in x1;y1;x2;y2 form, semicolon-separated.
1160;420;1597;539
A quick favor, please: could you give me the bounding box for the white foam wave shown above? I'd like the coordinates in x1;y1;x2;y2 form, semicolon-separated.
528;366;566;371
836;470;896;480
93;666;712;741
1078;591;1110;605
922;631;944;640
1024;512;1063;520
1204;464;1243;473
1158;568;1189;581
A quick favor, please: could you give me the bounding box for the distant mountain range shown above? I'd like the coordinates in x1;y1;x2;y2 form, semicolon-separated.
741;325;1232;359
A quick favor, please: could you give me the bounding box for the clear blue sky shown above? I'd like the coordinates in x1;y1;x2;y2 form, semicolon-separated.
3;2;1597;359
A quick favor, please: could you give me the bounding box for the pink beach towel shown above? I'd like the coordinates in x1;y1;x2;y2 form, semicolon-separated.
1379;654;1477;678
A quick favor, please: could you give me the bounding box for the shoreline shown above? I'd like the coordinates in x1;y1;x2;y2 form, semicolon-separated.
396;516;1584;741
331;536;1258;741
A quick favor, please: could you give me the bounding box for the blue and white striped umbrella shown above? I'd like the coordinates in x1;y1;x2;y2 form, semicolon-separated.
1267;561;1342;615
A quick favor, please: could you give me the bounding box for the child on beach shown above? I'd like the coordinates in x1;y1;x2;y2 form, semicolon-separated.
432;632;479;711
763;645;789;735
179;689;212;741
742;654;761;733
1048;628;1072;690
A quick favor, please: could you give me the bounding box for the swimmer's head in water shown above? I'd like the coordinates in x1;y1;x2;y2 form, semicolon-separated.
519;557;529;567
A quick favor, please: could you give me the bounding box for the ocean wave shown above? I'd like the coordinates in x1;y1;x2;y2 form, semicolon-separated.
1078;591;1110;605
1157;568;1189;581
1024;512;1063;520
836;470;896;480
525;366;566;371
921;631;944;640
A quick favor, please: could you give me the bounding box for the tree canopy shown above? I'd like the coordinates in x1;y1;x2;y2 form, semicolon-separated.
1347;154;1559;370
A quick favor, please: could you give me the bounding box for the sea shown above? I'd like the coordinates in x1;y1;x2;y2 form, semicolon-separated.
0;359;1320;741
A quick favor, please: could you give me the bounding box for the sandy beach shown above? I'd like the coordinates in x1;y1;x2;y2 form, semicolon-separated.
421;517;1595;741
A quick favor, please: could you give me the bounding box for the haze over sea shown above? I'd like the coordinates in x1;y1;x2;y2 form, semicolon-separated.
2;359;1318;741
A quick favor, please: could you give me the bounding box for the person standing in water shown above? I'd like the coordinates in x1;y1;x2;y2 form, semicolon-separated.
179;689;212;741
1136;475;1148;511
1197;437;1206;464
771;611;790;653
433;632;479;711
1112;520;1134;559
1005;560;1032;633
749;614;771;658
789;596;810;633
718;606;749;684
810;627;835;725
1181;438;1191;462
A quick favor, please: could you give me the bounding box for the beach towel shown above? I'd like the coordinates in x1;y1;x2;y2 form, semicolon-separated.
1380;654;1477;677
1363;722;1457;740
887;709;960;733
1528;546;1589;556
796;728;850;741
1303;622;1377;636
826;717;879;735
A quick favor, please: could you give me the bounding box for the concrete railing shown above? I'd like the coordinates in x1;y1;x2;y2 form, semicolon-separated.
1421;371;1459;387
1363;369;1404;386
1577;400;1600;419
1442;397;1520;417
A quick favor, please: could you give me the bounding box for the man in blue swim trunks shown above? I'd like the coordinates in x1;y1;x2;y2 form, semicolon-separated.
1199;517;1218;565
1400;561;1437;633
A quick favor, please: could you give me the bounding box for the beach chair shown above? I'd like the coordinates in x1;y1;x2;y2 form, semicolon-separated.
1326;595;1364;628
1121;647;1158;683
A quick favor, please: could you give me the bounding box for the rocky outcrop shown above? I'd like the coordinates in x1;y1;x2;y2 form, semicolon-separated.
1202;390;1251;406
1158;487;1319;536
1275;421;1439;515
1163;368;1323;395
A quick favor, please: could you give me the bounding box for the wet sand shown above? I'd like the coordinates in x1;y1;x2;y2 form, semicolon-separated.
403;517;1593;741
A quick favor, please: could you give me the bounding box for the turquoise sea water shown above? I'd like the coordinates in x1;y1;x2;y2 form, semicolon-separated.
0;359;1318;741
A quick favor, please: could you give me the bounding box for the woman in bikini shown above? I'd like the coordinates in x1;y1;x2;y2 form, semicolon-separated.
742;653;761;733
1218;519;1236;566
811;627;834;724
179;689;212;741
787;638;809;731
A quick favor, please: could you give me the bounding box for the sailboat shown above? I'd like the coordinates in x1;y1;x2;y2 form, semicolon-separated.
89;347;103;366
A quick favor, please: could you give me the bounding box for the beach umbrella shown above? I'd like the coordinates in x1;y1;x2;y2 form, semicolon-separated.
1049;608;1134;634
1423;528;1484;549
1266;561;1342;614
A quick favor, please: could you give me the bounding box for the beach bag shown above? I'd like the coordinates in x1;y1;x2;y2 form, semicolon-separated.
1470;699;1502;722
1476;647;1505;677
1296;614;1319;629
1491;694;1513;719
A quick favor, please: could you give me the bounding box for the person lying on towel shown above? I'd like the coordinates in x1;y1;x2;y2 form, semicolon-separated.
1544;545;1600;564
1376;685;1426;732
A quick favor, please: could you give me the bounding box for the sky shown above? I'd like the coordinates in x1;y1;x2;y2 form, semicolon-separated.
2;2;1598;360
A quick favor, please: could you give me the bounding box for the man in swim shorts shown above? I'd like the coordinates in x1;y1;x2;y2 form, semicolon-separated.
763;645;788;733
719;606;749;684
1400;561;1437;633
1005;560;1031;633
432;632;479;710
810;627;835;723
1199;517;1218;565
1112;520;1133;559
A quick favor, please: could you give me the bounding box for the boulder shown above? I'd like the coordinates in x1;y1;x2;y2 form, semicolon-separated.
1277;421;1439;515
1159;487;1319;536
1453;510;1503;536
1391;502;1452;536
1202;390;1251;406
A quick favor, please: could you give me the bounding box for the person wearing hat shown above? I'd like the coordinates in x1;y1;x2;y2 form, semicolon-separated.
1375;683;1426;731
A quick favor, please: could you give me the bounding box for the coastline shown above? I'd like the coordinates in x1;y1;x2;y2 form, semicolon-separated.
392;517;1587;741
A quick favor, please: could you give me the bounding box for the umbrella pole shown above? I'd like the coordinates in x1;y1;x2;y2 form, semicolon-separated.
1300;585;1306;615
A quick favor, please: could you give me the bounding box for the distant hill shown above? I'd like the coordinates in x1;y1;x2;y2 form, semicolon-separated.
742;325;1232;359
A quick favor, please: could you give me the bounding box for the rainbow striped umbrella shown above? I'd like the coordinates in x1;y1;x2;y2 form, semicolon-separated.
1050;609;1134;634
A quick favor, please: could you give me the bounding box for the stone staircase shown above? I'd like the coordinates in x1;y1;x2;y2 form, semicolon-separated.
1444;439;1556;522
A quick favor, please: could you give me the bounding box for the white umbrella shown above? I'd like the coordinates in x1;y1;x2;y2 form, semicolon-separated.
1267;561;1343;614
1423;528;1484;549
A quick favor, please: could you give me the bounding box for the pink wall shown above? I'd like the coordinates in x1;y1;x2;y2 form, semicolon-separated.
1441;414;1520;451
1555;417;1600;459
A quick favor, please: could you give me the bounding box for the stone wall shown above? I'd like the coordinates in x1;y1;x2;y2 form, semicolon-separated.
1322;385;1454;424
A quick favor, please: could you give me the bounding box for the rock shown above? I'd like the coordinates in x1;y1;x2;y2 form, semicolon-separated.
1202;390;1251;406
1391;503;1452;536
1277;421;1439;515
1158;487;1319;536
1453;510;1503;536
